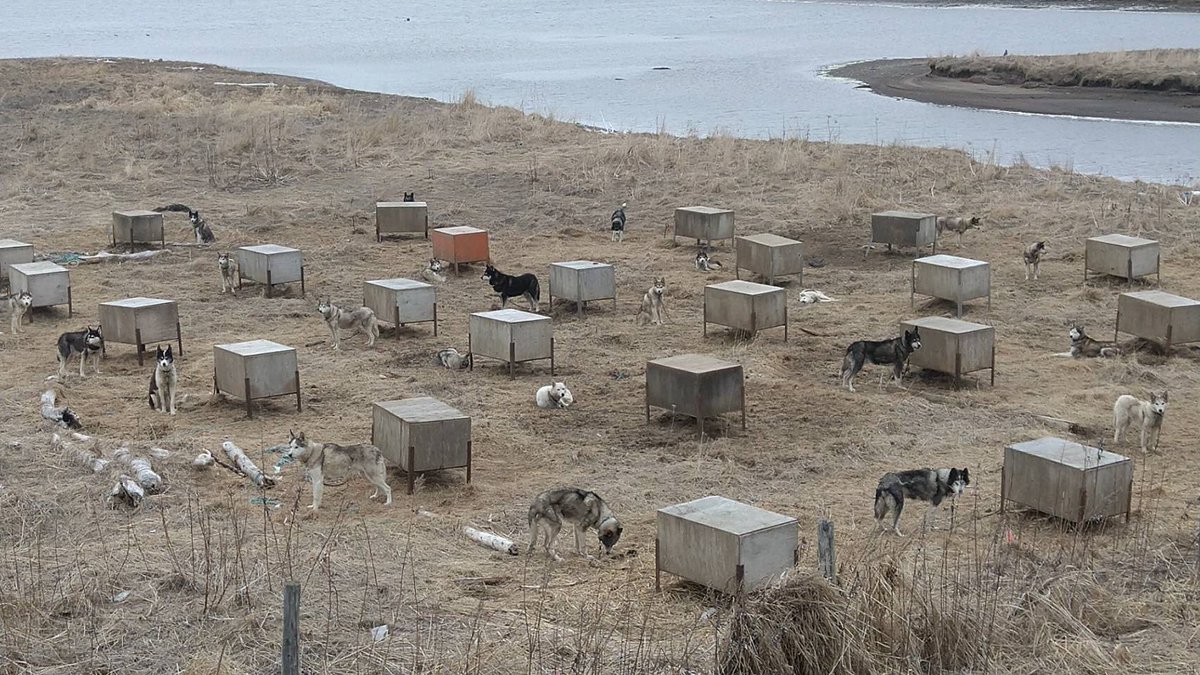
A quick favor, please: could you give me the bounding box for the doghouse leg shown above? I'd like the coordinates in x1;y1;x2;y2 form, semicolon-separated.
550;337;556;376
266;269;273;299
433;302;438;337
465;441;472;484
294;370;302;412
176;320;183;357
244;376;253;420
654;538;661;592
136;328;144;366
468;334;473;372
407;446;416;495
509;342;515;379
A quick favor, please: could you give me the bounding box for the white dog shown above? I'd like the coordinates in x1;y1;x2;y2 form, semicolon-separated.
798;289;836;304
536;382;574;409
1113;391;1168;454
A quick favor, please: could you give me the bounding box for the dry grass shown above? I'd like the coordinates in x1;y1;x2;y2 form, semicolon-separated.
929;49;1200;93
1;57;1199;673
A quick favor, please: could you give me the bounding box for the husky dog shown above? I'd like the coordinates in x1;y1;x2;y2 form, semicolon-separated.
798;289;837;304
156;203;215;243
317;298;379;350
1114;391;1168;454
874;468;970;536
841;328;922;392
147;345;178;415
56;326;104;378
1023;241;1046;280
482;264;540;312
283;431;392;512
421;258;447;284
435;347;471;370
636;277;668;326
1060;325;1119;358
936;216;981;248
5;290;33;334
403;192;415;202
218;252;238;294
611;202;627;242
527;488;623;561
695;249;722;271
536;381;574;409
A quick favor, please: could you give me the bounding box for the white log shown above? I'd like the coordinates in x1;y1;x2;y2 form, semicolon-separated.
112;447;165;493
222;441;276;488
52;433;108;473
193;450;215;469
463;526;519;556
40;389;83;429
108;475;145;508
78;249;174;264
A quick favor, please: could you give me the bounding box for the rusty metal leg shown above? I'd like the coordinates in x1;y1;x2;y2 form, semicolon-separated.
300;266;306;297
407;446;416;495
266;269;273;299
550;337;556;376
244;376;253;419
509;342;515;379
294;370;302;412
468;334;474;372
655;538;662;592
176;320;183;357
433;302;438;337
136;327;144;366
465;441;472;484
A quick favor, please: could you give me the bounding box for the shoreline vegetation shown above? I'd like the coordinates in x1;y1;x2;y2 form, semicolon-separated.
831;50;1200;125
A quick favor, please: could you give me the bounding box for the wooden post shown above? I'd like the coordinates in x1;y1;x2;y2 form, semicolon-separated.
817;519;836;583
282;582;300;675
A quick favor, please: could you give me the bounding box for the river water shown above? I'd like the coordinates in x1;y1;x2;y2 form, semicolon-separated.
3;0;1199;183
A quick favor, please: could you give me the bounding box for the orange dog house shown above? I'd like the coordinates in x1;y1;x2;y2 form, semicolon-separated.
431;226;490;274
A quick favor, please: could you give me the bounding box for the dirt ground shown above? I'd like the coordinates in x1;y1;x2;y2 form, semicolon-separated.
1;58;1199;673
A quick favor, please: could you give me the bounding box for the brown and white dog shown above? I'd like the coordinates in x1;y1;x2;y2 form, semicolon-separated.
1023;241;1046;280
527;488;622;561
936;216;982;248
282;431;392;512
1114;391;1168;454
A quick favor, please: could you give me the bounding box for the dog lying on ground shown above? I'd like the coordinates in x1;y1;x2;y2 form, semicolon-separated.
435;347;471;369
283;431;392;512
218;252;237;294
527;488;622;561
421;258;447;284
5;290;32;334
1058;325;1119;358
147;345;178;415
695;249;722;271
798;289;837;304
636;277;668;326
1023;241;1046;280
936;216;981;247
155;203;215;243
611;202;627;242
875;468;970;536
317;298;379;349
536;382;574;409
1114;391;1168;454
56;326;104;379
482;264;540;312
841;328;921;392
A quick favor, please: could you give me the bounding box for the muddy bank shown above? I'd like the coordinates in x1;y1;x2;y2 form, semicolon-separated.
832;58;1200;124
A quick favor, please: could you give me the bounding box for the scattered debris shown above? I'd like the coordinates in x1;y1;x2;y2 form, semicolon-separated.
370;625;389;642
192;450;215;469
213;81;278;88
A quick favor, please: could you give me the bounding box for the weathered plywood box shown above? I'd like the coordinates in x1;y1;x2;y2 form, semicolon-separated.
98;297;182;364
871;211;937;252
0;239;34;282
364;278;437;337
1115;290;1200;351
912;254;991;318
8;261;71;313
112;210;165;248
213;339;301;418
372;397;471;494
376;201;429;241
704;280;788;340
431;226;489;273
901;316;994;386
646;354;745;437
468;309;554;376
237;244;305;297
673;206;734;245
1002;437;1132;523
548;260;616;317
734;233;803;285
1085;234;1160;284
656;496;798;595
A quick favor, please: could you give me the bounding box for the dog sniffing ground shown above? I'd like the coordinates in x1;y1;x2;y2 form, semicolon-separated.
1;58;1199;673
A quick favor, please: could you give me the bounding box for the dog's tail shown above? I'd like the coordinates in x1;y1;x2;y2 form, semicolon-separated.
529;276;541;301
154;203;193;214
874;485;902;520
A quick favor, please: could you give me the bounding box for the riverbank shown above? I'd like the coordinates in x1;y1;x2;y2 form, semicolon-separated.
831;57;1200;124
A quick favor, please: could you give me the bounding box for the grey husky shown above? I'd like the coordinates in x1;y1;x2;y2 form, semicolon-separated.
936;216;981;248
874;467;970;536
635;277;668;326
527;488;623;561
1023;241;1046;280
5;290;32;334
435;347;471;370
317;298;379;349
56;326;104;378
147;345;178;415
841;328;922;392
155;204;215;243
217;252;237;294
421;258;447;284
1060;325;1119;358
283;431;393;512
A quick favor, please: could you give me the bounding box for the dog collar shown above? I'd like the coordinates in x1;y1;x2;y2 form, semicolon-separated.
598;515;617;528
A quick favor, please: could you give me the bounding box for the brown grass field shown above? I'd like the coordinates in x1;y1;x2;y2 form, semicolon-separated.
929;48;1200;93
1;58;1199;673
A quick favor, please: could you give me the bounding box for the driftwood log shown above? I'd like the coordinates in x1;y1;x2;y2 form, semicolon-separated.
112;447;165;494
463;526;519;556
41;389;83;429
52;432;108;473
108;475;145;508
222;441;276;488
79;249;174;264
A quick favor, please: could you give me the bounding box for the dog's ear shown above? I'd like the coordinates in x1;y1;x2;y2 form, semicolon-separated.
289;429;296;441
165;345;172;358
961;468;970;484
1160;391;1169;402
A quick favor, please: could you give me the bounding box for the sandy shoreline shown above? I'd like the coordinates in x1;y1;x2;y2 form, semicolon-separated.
831;58;1200;124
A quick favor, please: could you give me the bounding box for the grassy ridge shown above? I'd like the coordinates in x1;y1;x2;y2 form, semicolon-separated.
929;49;1200;93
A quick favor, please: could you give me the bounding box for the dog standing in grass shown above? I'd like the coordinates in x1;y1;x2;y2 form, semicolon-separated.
1023;241;1046;280
282;431;392;512
147;345;178;415
1114;391;1168;454
874;467;970;536
610;202;627;242
218;252;237;294
936;216;981;248
5;290;32;334
56;326;104;378
317;298;379;350
527;488;623;561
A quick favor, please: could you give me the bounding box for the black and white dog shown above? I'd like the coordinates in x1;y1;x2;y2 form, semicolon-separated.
611;202;627;242
148;345;178;415
875;468;970;536
403;192;415;202
56;326;104;379
841;327;921;392
482;264;540;312
155;203;215;244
